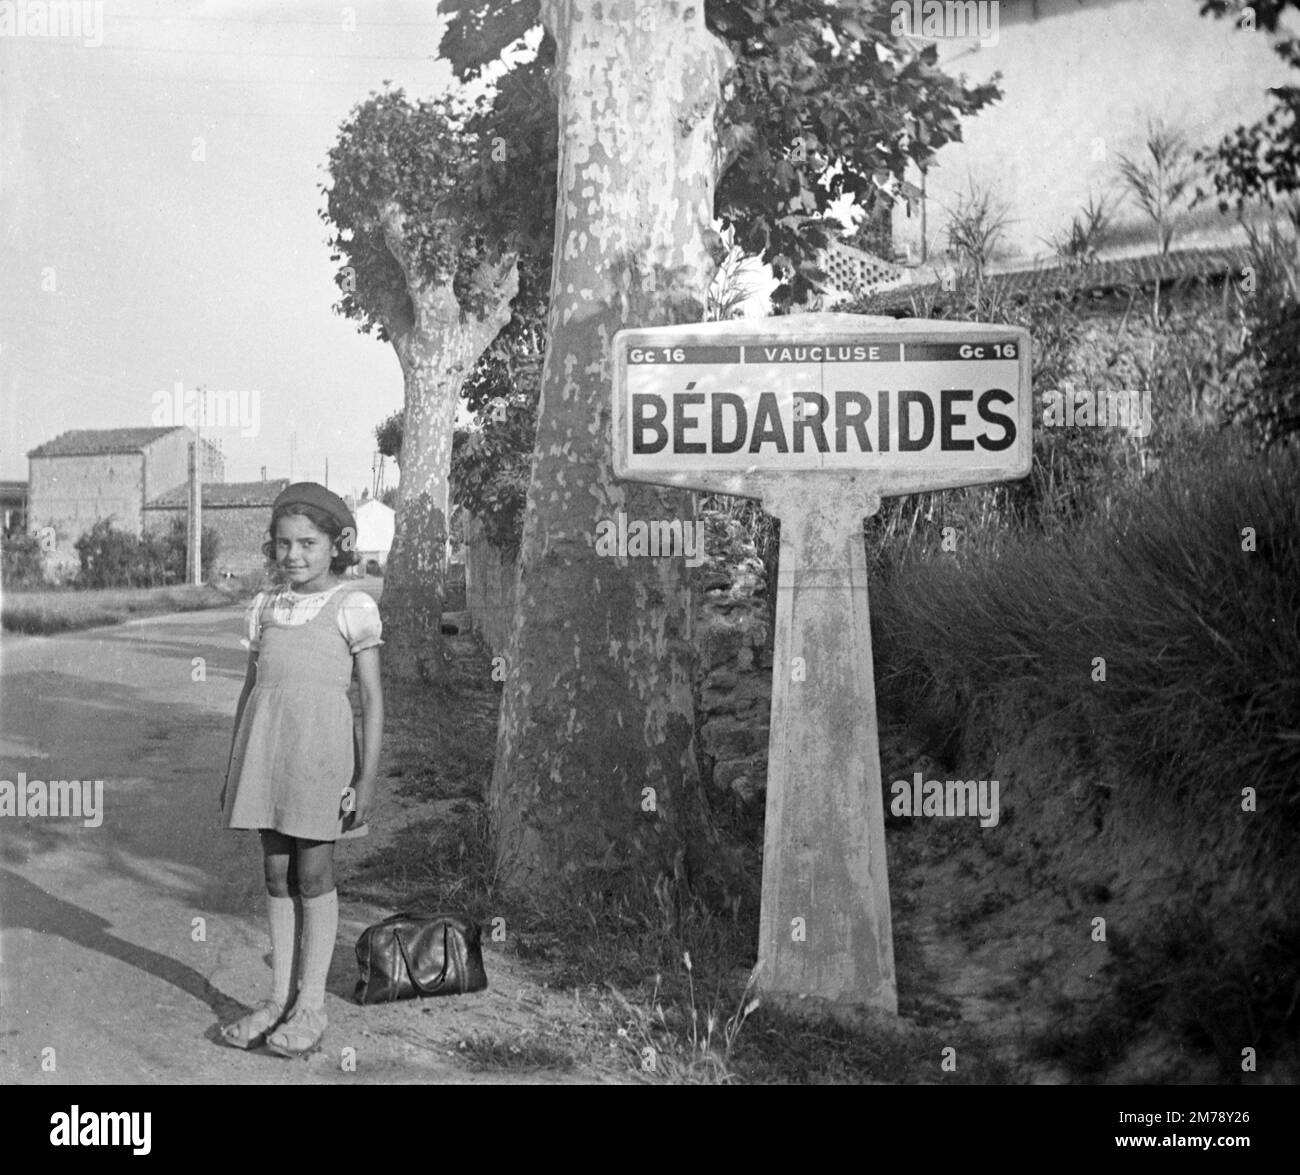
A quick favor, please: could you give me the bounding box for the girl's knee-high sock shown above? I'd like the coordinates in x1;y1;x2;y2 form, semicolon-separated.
298;890;338;1011
268;894;298;1007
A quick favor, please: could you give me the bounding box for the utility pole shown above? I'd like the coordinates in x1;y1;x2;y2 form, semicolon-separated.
189;384;205;585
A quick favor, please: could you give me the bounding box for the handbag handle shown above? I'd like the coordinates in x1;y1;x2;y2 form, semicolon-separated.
392;924;457;996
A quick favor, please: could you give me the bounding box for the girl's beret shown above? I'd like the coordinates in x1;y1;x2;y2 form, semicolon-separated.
272;482;356;536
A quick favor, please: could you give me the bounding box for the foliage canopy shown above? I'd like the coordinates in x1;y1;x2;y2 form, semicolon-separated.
437;0;1000;304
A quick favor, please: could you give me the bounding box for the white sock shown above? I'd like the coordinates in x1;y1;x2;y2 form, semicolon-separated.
297;890;338;1011
268;894;298;1007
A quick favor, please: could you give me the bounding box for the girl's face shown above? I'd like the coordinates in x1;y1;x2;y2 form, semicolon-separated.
274;513;338;593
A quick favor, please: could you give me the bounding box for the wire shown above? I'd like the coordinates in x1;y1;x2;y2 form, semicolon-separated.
13;62;443;89
109;15;448;28
51;42;438;61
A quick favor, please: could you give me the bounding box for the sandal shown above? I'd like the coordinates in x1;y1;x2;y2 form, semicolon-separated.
264;1005;328;1059
221;998;286;1050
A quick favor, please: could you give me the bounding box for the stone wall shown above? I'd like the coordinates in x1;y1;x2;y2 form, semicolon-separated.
690;520;773;812
462;512;517;657
142;503;273;577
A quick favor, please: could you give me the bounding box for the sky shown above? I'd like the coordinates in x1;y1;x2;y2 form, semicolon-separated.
1;0;465;503
4;0;1290;506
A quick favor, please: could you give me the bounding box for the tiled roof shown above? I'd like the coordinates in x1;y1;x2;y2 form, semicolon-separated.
863;246;1250;313
146;478;290;509
820;239;909;299
27;427;184;459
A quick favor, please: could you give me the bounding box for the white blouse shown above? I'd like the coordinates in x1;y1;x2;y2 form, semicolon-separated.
244;583;384;655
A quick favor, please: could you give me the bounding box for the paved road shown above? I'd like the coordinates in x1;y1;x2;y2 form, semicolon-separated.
0;603;607;1085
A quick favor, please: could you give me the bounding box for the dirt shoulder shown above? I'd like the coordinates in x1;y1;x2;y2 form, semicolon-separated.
333;612;637;1084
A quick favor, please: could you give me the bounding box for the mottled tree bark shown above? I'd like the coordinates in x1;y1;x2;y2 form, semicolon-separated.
489;1;732;895
381;206;518;685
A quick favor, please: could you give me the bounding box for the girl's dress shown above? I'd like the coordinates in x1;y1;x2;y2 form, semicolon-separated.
222;582;382;842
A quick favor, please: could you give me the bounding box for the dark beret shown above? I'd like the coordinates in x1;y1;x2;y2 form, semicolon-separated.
272;482;356;537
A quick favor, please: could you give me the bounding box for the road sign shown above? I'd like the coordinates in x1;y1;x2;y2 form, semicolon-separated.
611;314;1032;1020
613;315;1031;497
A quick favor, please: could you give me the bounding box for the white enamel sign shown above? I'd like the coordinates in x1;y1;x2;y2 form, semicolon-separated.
613;317;1032;498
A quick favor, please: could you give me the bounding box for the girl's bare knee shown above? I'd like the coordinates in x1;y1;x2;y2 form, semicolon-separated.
297;869;334;899
296;840;335;898
261;832;292;897
264;862;292;897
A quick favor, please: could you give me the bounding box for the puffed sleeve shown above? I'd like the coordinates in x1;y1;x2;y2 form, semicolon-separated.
338;591;383;654
241;591;268;652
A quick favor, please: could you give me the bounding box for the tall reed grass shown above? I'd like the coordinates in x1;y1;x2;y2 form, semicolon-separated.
873;433;1299;829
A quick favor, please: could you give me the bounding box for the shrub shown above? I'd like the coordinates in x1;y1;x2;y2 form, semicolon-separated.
451;415;533;556
1228;218;1300;449
74;519;154;589
162;515;219;582
1;531;48;589
74;517;218;589
1252;300;1300;448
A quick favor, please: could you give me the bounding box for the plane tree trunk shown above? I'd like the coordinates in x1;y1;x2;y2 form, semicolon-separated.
489;0;732;897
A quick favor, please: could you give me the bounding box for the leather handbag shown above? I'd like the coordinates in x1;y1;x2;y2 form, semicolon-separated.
354;912;488;1004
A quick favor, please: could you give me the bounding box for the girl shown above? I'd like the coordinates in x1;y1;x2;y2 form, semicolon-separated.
218;482;384;1058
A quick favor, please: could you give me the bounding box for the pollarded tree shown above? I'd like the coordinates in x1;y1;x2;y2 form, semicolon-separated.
439;0;999;898
321;87;519;685
372;249;551;557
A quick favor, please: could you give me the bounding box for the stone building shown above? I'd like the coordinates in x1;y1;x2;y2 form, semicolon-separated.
142;478;289;579
26;427;223;567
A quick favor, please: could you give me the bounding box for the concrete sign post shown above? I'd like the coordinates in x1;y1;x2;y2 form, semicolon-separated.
612;313;1032;1018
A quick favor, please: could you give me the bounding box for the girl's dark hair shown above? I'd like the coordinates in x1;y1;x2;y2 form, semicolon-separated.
263;504;361;575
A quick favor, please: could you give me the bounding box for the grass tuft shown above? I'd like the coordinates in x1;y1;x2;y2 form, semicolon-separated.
1;583;243;634
453;1031;576;1072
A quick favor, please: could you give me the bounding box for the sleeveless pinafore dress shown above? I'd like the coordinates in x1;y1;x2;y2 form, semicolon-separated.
222;585;356;842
